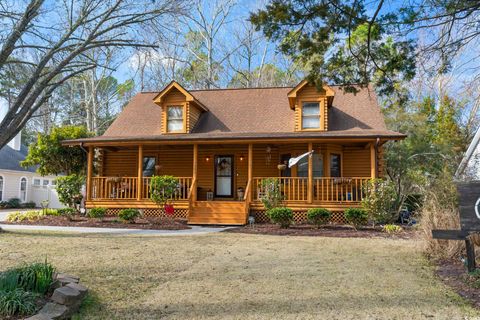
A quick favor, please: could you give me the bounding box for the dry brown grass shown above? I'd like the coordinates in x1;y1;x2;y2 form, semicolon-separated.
0;231;477;319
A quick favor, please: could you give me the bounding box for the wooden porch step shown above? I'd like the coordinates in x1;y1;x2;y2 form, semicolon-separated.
188;201;247;225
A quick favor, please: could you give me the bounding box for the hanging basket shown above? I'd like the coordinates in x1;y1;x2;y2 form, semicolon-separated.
277;164;287;171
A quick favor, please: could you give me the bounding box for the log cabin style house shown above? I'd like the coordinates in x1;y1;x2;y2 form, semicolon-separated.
64;80;405;225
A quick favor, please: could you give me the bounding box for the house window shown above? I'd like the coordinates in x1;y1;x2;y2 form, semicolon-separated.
167;106;184;132
33;178;41;186
19;177;27;202
43;180;49;186
330;154;341;177
0;176;3;201
302;102;320;129
51;180;57;186
297;154;324;177
143;157;156;177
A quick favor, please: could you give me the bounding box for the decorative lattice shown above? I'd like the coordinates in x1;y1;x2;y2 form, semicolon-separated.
143;208;188;219
250;209;347;224
105;208;188;219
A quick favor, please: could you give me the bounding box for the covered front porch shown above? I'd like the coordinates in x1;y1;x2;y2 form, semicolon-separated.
84;140;382;224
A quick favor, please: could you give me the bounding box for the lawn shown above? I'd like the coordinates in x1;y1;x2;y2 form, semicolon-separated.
0;231;477;319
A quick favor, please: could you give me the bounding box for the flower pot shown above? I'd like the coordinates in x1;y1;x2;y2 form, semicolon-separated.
277;164;287;171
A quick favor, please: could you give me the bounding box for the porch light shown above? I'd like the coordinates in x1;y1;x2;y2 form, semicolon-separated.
239;155;244;161
205;156;210;162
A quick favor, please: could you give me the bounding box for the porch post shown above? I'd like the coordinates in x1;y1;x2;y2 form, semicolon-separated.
137;145;143;200
193;144;198;201
307;142;313;204
86;146;93;201
370;142;377;179
248;143;253;200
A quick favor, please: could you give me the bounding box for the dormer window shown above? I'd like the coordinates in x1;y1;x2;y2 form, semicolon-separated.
167;105;184;132
301;102;320;129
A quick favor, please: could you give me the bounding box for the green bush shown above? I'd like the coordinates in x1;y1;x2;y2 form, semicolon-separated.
7;198;21;208
87;207;106;218
307;208;331;227
0;261;55;294
260;178;284;210
361;179;398;224
267;207;293;228
149;175;179;207
0;288;37;316
0;201;8;209
21;201;36;209
0;261;55;317
56;174;84;209
118;208;140;222
57;208;76;217
344;208;368;228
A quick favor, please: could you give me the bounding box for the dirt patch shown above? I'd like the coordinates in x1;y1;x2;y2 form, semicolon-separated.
225;223;418;239
436;259;480;309
2;215;190;230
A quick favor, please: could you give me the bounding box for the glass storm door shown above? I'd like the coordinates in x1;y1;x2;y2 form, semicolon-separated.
215;155;234;197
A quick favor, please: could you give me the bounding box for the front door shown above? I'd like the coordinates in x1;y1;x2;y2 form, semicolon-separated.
215;155;234;198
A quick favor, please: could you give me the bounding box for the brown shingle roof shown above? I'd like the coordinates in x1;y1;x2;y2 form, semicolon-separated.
77;85;404;144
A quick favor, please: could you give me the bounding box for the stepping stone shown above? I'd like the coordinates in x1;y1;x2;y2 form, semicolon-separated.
38;302;69;319
56;276;79;285
51;286;82;306
66;282;88;298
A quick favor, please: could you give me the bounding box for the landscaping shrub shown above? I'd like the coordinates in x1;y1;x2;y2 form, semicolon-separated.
56;174;84;209
87;207;106;218
57;207;76;220
0;201;8;209
118;208;140;222
307;208;331;227
7;198;21;208
0;288;37;317
344;208;368;228
260;178;283;210
0;261;55;317
267;207;293;228
382;224;403;234
6;210;59;222
149;175;179;208
21;201;36;209
362;179;398;225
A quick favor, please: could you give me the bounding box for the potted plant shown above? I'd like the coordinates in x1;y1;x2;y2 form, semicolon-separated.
237;187;245;200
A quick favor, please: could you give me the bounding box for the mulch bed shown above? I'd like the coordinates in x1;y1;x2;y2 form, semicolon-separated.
2;215;191;230
225;223;418;239
436;259;480;309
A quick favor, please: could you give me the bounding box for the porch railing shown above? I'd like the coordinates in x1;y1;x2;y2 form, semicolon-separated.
141;177;193;200
313;177;370;202
91;176;192;200
253;177;308;202
91;177;138;200
252;177;370;203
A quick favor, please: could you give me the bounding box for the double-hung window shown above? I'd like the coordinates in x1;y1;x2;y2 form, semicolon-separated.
301;102;320;129
167;106;184;132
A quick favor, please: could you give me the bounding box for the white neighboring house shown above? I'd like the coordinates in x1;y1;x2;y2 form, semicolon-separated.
0;132;64;208
456;127;480;181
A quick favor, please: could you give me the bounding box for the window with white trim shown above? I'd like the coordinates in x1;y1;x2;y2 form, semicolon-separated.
20;177;27;202
167;106;184;132
302;102;320;129
43;179;49;186
33;178;41;186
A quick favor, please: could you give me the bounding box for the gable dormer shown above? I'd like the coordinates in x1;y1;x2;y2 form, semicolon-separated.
288;80;335;132
153;81;208;134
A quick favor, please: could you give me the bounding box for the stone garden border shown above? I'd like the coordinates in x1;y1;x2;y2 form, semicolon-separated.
26;273;88;320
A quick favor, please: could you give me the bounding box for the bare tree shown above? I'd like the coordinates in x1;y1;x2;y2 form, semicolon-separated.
0;0;185;149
